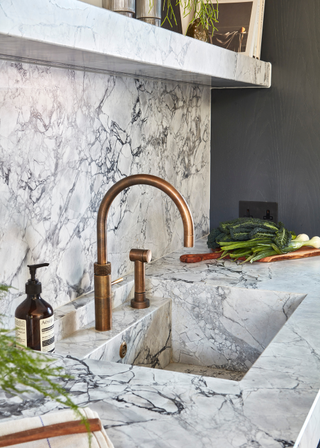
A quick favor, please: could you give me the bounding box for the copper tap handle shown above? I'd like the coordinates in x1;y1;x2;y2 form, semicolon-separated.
129;249;152;263
0;418;102;447
111;277;124;286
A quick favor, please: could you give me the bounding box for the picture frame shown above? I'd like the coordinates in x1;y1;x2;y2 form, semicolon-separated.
253;0;265;59
209;0;264;58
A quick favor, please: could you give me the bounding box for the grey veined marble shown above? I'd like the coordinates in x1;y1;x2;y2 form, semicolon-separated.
56;273;305;380
2;239;320;447
147;279;306;373
0;59;210;327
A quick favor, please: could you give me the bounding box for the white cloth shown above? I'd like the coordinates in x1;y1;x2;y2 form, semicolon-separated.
0;407;114;448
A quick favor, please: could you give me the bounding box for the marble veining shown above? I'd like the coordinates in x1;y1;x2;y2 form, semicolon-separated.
164;362;245;381
1;240;320;446
55;251;306;376
0;353;314;448
156;282;305;372
0;59;210;328
56;296;172;367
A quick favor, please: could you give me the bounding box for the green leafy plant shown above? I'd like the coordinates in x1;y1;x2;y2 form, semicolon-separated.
162;0;219;36
0;284;92;445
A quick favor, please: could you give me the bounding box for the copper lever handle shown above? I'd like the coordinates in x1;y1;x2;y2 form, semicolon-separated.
111;277;124;286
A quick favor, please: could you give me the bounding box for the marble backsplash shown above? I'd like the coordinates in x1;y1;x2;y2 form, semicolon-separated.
0;59;210;327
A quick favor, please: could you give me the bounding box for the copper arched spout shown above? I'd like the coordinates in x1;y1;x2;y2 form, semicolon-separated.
94;174;194;331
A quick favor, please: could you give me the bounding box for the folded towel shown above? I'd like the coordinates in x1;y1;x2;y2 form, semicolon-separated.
0;407;114;448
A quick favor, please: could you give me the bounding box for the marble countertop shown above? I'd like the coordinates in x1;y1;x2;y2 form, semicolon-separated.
0;0;271;88
2;239;320;448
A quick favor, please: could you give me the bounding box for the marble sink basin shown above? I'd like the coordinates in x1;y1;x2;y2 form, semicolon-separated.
126;282;306;380
56;280;306;381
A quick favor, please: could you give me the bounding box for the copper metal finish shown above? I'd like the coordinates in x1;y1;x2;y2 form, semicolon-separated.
130;249;151;309
129;248;152;264
94;262;111;276
94;273;111;331
119;341;128;358
94;174;194;331
111;277;124;286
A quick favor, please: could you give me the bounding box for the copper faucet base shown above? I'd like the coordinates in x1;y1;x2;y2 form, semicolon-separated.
131;297;150;309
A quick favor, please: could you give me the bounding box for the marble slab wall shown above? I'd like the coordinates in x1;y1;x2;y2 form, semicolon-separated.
0;59;210;327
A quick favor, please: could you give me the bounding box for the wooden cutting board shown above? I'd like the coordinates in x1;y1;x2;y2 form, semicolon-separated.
180;247;320;264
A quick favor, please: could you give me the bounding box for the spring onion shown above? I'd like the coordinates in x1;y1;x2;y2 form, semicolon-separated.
287;236;320;251
295;234;310;242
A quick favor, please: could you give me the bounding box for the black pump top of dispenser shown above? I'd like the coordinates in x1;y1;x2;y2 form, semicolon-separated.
26;263;49;295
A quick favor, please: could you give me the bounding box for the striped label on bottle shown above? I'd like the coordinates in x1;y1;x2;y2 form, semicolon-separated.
15;317;27;347
40;315;55;352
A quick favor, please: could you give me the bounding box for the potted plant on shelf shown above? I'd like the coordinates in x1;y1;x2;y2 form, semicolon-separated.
162;0;219;41
104;0;219;42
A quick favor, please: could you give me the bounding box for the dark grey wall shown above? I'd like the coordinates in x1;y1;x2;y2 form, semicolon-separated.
210;0;320;236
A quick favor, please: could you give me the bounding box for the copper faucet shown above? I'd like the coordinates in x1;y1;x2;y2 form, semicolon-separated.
94;174;194;331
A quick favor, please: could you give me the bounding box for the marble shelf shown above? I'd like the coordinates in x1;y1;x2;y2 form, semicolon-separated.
0;0;271;88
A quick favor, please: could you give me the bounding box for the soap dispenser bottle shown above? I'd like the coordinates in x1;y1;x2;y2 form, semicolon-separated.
15;263;55;353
